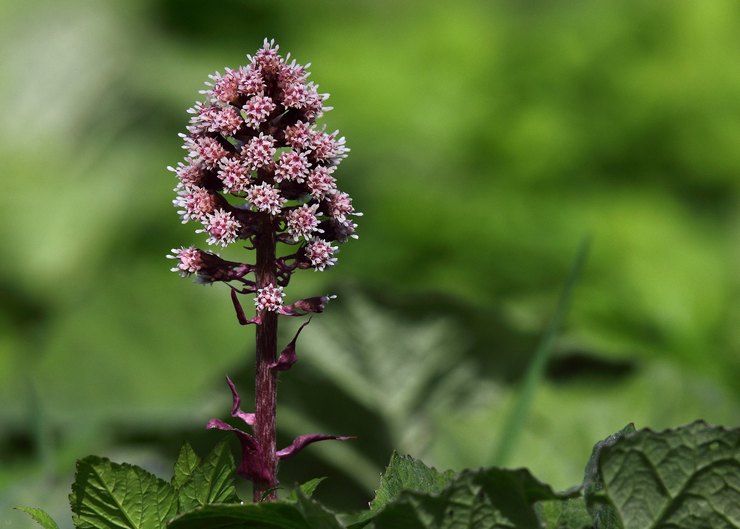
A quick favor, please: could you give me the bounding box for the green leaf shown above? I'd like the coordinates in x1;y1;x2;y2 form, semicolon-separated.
582;423;636;528
172;443;201;490
178;440;238;511
15;507;61;529
370;452;456;512
367;466;577;529
584;421;740;529
287;477;327;501
294;489;345;529
70;455;177;529
535;496;592;529
167;502;312;529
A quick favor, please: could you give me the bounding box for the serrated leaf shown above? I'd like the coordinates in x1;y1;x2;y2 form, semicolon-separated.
585;421;740;529
172;443;201;490
370;452;456;512
178;440;238;511
167;502;311;529
70;455;178;529
535;496;592;529
15;507;61;529
287;477;327;501
367;466;577;529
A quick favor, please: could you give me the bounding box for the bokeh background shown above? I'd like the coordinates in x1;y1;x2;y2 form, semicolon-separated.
2;0;740;526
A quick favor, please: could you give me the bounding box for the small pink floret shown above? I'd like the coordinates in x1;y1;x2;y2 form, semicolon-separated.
274;150;310;183
174;187;218;223
305;239;338;271
212;70;241;103
202;209;241;247
242;134;276;169
243;95;276;129
235;66;266;96
212;105;244;136
168;159;205;189
255;283;284;312
327;191;357;223
167;246;205;275
307;166;337;199
286;203;321;241
284;121;313;150
312;130;349;163
184;136;229;169
281;82;309;109
302;83;326;121
251;40;283;75
278;62;308;87
245;182;286;215
218;158;251;193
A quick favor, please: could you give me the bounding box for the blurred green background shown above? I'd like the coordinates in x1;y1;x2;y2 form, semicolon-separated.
2;0;740;526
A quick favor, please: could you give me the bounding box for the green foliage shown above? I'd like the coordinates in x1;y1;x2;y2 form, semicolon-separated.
582;423;637;528
68;442;237;529
584;421;740;529
23;422;740;529
287;478;327;501
176;441;237;511
171;444;200;490
364;467;576;529
369;452;456;513
167;492;345;529
15;507;61;529
69;456;177;529
535;498;592;529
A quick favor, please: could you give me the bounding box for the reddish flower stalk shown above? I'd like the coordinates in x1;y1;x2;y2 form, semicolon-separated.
167;39;360;501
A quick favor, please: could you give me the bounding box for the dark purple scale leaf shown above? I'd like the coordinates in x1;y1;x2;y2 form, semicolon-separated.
230;288;261;325
277;434;354;460
270;319;311;371
226;376;255;425
278;295;336;316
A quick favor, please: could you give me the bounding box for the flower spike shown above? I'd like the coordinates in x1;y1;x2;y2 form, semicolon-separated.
172;40;360;500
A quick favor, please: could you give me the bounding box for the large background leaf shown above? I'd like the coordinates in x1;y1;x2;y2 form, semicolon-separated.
584;422;740;529
366;466;576;529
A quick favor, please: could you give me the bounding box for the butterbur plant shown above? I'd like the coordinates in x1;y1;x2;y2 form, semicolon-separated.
167;39;358;501
17;40;739;529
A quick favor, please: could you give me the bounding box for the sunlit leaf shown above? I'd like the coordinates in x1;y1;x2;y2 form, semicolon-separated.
15;507;61;529
178;440;238;511
369;452;455;512
70;456;177;529
172;443;201;490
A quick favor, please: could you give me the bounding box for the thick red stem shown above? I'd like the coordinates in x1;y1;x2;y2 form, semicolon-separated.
253;217;278;501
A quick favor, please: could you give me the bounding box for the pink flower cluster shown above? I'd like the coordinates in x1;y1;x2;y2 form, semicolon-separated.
168;39;360;314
